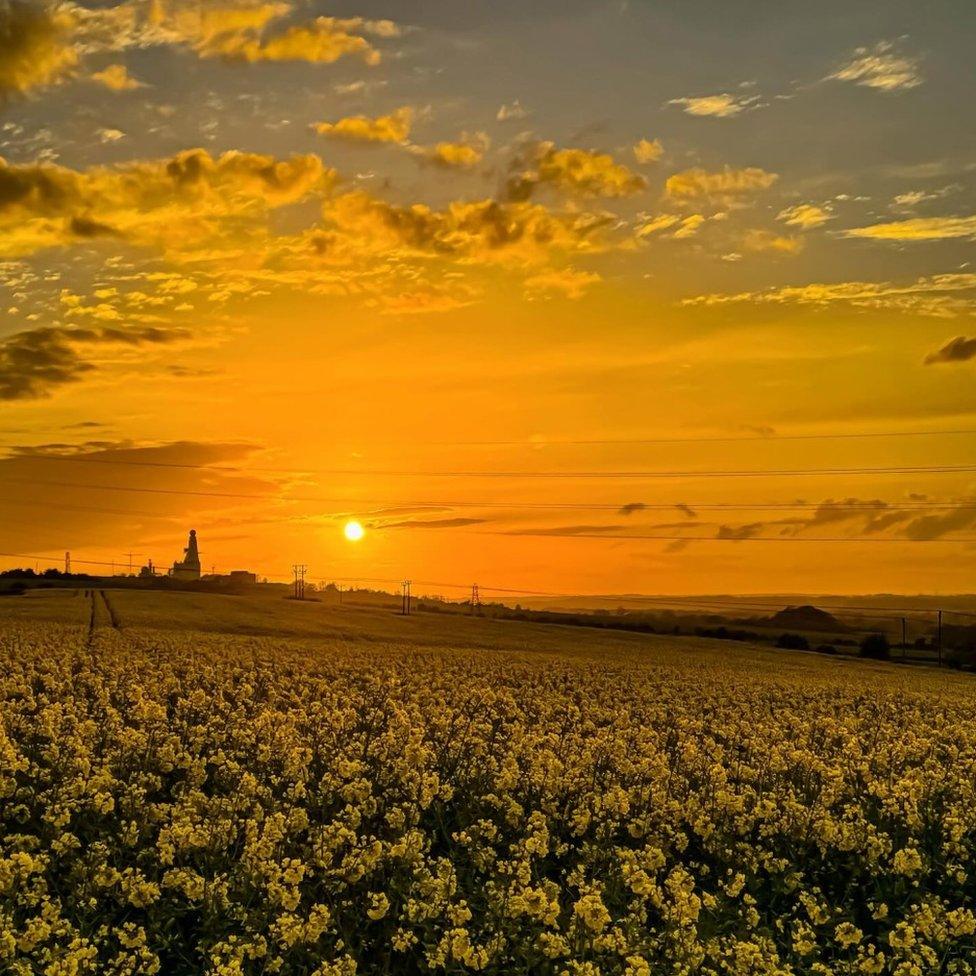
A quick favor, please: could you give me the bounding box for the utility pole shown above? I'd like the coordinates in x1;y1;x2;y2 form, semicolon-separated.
64;552;71;575
470;583;481;615
937;609;943;667
293;564;307;601
901;617;907;661
401;580;412;616
127;552;135;575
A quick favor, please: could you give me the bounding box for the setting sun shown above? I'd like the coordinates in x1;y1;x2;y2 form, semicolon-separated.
344;521;365;543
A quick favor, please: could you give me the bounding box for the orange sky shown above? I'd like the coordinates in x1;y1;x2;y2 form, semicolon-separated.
1;0;975;595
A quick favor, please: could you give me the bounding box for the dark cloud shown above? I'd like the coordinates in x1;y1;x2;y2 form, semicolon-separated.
619;502;698;517
504;141;647;201
0;327;94;401
903;505;976;541
863;511;914;534
0;325;189;400
69;215;122;239
925;336;976;365
166;364;221;378
713;497;975;542
0;0;76;97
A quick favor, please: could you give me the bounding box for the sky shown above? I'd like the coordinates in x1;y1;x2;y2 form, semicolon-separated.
0;0;975;596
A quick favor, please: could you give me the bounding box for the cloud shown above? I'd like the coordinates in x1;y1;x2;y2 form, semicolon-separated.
840;215;976;242
116;5;398;67
665;166;778;206
667;92;761;118
523;268;601;300
1;2;400;99
741;229;804;254
496;99;529;122
0;148;333;258
903;505;976;541
0;0;78;96
672;214;706;239
683;272;976;318
827;40;923;92
716;523;765;540
381;517;486;530
376;288;476;315
891;186;960;210
636;214;681;237
777;204;833;229
0;324;188;400
419;141;485;169
633;139;663;164
206;16;387;65
314;107;412;144
312;191;614;268
512;143;647;199
924;336;976;365
90;62;144;91
503;524;625;537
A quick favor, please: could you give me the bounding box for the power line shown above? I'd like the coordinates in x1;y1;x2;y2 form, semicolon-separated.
6;428;975;464
0;550;137;570
4;551;973;621
429;428;976;447
319;575;976;617
492;532;976;544
7;455;976;480
2;490;974;516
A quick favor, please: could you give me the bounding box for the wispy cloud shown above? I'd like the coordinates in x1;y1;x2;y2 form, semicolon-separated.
777;204;833;229
381;517;487;530
683;273;976;318
827;40;923;92
665;167;778;206
496;99;529;122
840;215;976;242
667;92;761;118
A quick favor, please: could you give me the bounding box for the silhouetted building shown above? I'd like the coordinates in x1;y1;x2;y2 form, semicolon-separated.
171;530;201;581
139;559;157;579
201;570;258;587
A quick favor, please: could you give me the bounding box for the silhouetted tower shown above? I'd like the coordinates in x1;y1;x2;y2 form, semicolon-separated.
64;552;71;575
401;580;412;615
171;529;202;580
470;583;481;615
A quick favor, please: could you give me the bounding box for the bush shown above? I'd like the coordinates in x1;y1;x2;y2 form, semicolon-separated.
776;632;809;650
816;644;837;655
860;633;891;660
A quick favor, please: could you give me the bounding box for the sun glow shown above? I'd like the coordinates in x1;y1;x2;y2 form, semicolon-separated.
344;520;365;542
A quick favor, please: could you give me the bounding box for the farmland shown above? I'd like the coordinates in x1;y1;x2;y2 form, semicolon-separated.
2;588;976;975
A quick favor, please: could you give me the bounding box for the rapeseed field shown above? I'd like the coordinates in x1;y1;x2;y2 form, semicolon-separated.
1;592;975;975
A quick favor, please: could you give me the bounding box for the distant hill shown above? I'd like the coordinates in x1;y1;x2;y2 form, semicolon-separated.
766;605;847;633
